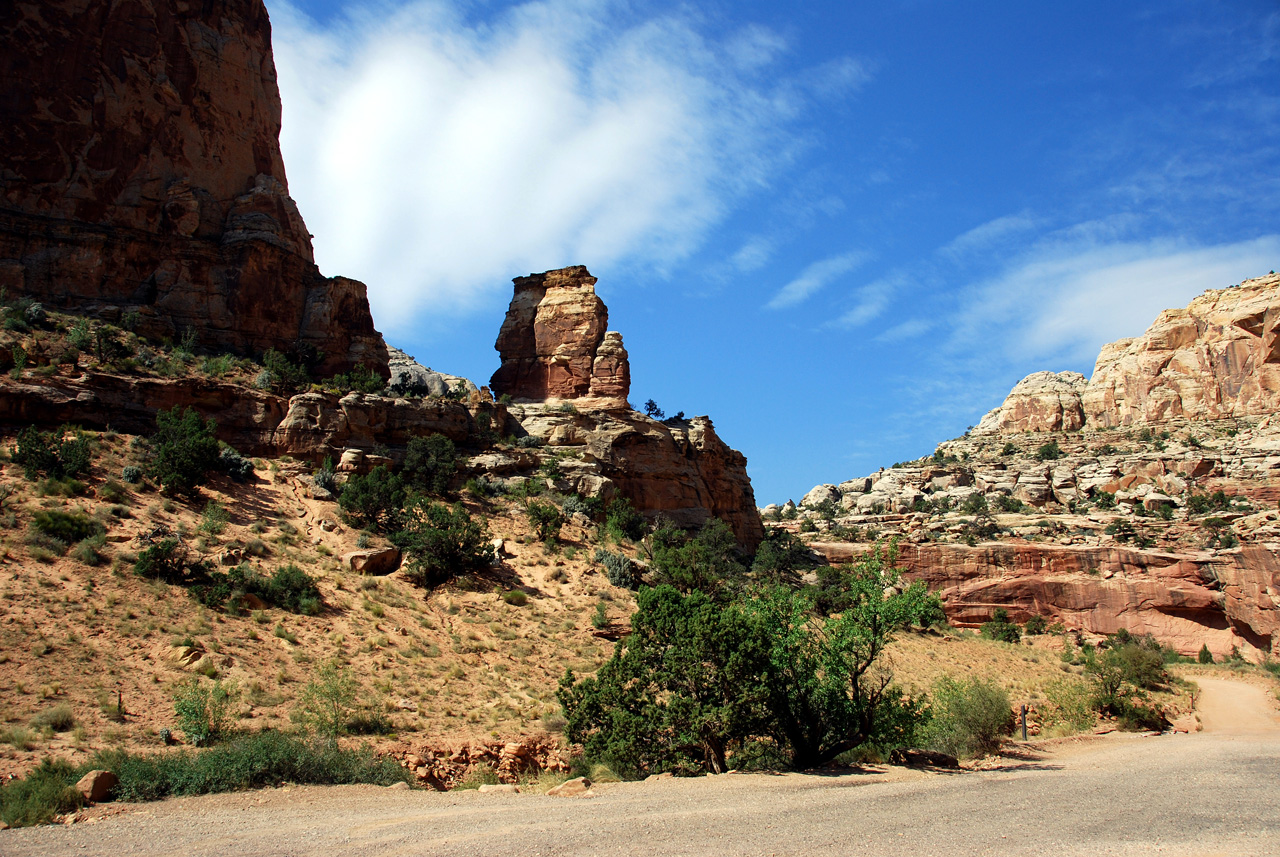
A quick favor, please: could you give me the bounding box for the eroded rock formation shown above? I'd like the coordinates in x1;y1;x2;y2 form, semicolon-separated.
0;0;386;376
977;273;1280;434
490;266;630;408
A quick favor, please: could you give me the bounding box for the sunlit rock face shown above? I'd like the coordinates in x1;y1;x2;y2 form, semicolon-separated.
0;0;386;376
490;266;630;409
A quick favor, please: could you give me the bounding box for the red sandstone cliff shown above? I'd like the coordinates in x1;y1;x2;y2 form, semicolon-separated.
0;0;387;376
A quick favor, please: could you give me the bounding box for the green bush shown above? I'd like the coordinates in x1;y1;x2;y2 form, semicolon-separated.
327;364;386;395
921;676;1012;758
392;499;493;587
960;493;988;515
218;447;254;483
604;497;648;542
402;434;456;494
32;510;102;548
296;659;357;745
502;589;528;606
190;563;321;615
1023;615;1048;635
980;608;1021;643
121;465;143;484
260;349;310;393
994;494;1027;513
750;528;815;581
649;518;745;596
595;548;637;589
338;466;407;532
1198;644;1214;664
525;500;564;543
1034;440;1062;461
71;534;108;566
135;537;193;583
173;678;239;746
11;426;91;481
264;564;322;614
0;758;83;827
30;704;76;733
148;407;220;492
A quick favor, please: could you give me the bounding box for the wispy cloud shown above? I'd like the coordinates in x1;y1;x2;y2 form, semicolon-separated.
951;232;1280;364
766;250;868;309
939;211;1039;259
827;273;901;328
269;0;853;334
876;318;932;342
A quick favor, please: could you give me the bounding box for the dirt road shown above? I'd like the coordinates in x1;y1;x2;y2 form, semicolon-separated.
5;678;1279;857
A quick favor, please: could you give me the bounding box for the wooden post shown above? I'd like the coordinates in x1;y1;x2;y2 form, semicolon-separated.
1021;704;1028;741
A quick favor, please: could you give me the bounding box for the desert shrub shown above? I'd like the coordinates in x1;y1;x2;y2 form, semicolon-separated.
604;497;647;542
32;510;102;549
994;494;1027;513
260;348;309;392
338;466;407;532
1093;491;1116;509
199;500;229;535
525;500;564;543
263;564;322;615
1086;639;1170;730
218;447;254;482
1040;678;1095;734
1023;614;1048;635
920;676;1012;759
960;493;988;515
12;426;91;480
121;465;143;484
71;534;108;566
87;731;407;803
313;460;339;496
173;678;239;746
0;758;83;827
595;548;636;589
1034;440;1062;461
402;434;456;495
148;407;220;492
980;608;1021;643
561;493;600;519
327;364;386;395
516;435;543;449
134;537;193;583
97;478;128;503
502;589;528;606
296;659;357;745
1198;644;1214;664
29;704;76;733
392;499;493;587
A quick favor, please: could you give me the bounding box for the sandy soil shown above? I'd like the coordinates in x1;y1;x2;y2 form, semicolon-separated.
5;677;1278;857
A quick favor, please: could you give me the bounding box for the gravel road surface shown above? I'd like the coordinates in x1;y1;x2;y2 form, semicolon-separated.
5;677;1278;857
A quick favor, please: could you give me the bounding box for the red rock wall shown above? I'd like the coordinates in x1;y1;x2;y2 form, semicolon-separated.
812;540;1280;660
0;0;386;376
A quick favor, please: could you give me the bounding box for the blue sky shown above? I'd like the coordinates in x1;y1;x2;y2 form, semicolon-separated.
267;0;1280;505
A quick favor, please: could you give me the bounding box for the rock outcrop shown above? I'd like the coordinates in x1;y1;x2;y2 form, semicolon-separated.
977;273;1280;434
0;0;387;376
490;266;630;408
811;541;1280;660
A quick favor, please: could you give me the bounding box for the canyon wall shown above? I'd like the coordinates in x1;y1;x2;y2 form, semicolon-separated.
0;0;386;375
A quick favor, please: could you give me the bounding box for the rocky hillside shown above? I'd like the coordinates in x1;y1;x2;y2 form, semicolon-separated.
0;0;386;376
781;273;1280;661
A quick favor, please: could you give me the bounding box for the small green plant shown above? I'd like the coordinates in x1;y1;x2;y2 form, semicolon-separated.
199;500;229;535
296;658;358;745
0;758;83;827
29;704;76;733
980;608;1021;643
1023;615;1048;635
172;678;238;746
502;589;528;607
525;500;564;543
596;548;637;589
1198;644;1214;664
121;465;143;484
32;509;102;549
1035;440;1062;461
591;601;609;629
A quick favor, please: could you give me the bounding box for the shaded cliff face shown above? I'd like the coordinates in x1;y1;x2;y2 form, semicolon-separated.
0;0;386;375
490;266;631;409
976;273;1280;434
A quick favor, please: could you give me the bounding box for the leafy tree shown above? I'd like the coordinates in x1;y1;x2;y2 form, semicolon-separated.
259;348;310;393
337;466;407;532
402;434;456;494
149;407;220;492
558;585;772;776
605;497;648;542
649;518;745;596
643;399;665;419
391;499;493;587
750;528;816;582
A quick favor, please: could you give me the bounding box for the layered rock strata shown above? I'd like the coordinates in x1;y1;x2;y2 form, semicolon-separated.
976;273;1280;434
490;266;630;408
0;0;386;376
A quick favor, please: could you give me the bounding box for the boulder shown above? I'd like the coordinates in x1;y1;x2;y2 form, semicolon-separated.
75;770;118;803
546;776;592;797
343;548;402;576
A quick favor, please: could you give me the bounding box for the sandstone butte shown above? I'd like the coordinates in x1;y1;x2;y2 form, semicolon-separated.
783;273;1280;661
0;1;763;548
0;0;387;377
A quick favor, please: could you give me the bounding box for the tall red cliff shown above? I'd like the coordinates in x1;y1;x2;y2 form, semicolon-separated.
0;0;387;375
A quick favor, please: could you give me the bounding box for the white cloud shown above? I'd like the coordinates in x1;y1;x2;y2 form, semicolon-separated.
876;318;932;342
952;233;1280;364
268;0;827;335
766;250;868;310
939;211;1038;259
827;274;901;328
